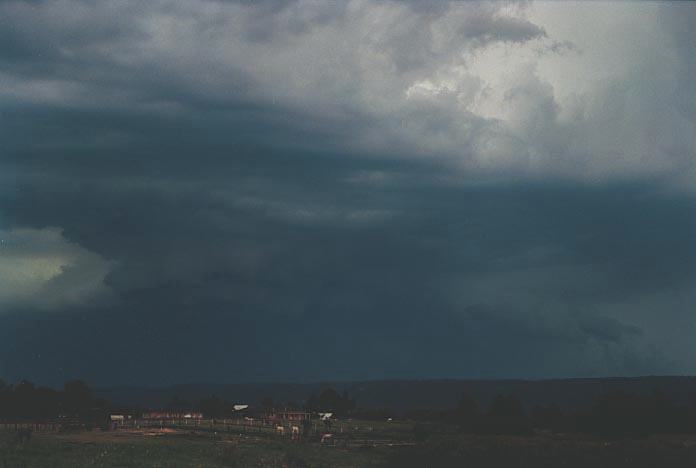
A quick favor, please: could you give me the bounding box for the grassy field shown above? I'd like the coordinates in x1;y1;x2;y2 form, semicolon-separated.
0;428;392;468
5;424;696;467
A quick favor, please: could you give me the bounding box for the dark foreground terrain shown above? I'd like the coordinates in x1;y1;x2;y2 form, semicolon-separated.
4;425;696;468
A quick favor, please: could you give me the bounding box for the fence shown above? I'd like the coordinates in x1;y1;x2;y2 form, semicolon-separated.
0;420;69;432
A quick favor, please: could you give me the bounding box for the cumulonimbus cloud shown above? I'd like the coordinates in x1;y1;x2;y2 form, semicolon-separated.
1;1;693;187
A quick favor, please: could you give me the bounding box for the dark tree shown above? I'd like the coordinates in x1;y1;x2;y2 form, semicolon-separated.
309;388;355;417
0;379;109;424
482;394;531;435
455;393;480;433
261;396;274;411
166;396;193;413
304;394;318;412
198;395;228;418
63;380;93;415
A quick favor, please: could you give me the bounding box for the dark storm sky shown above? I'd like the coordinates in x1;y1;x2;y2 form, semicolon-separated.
1;1;696;386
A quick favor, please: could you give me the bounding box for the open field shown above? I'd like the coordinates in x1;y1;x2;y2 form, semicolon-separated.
5;423;696;467
0;427;391;468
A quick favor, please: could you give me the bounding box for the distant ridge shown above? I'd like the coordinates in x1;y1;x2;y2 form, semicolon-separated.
96;376;696;412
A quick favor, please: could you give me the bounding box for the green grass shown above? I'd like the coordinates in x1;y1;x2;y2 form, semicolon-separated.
6;424;696;467
0;429;392;468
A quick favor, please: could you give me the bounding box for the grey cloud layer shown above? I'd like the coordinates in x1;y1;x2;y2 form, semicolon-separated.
1;1;695;385
3;1;694;183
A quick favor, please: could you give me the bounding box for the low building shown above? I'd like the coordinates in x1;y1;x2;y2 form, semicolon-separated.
142;411;203;420
267;410;312;421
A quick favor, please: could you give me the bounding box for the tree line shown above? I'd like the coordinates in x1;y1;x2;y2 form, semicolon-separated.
405;391;696;438
170;388;356;418
0;379;108;421
6;378;696;438
0;379;359;421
